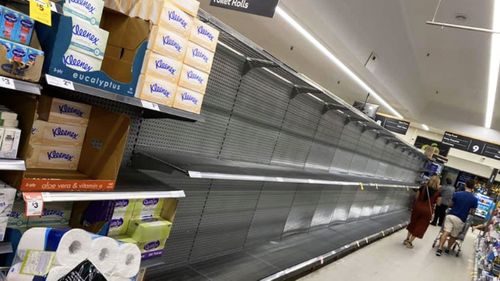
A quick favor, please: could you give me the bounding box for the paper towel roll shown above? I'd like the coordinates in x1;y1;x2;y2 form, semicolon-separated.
56;229;92;267
113;243;141;278
89;236;120;275
45;266;72;281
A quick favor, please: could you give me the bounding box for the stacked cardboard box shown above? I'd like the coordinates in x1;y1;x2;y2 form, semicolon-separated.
62;0;109;72
106;0;219;114
26;97;92;170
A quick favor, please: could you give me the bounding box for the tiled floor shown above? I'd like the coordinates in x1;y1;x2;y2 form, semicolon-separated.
299;225;475;281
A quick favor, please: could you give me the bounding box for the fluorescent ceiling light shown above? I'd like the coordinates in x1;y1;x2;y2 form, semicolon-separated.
422;124;430;131
486;0;500;128
275;7;404;119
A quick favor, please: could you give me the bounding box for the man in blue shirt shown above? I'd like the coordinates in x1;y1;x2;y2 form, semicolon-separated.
436;179;478;256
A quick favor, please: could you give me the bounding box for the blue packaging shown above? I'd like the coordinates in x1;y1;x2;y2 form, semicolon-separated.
0;6;34;45
0;37;43;65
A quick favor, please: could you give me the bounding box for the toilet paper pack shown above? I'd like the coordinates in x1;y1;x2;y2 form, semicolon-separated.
63;0;105;26
131;198;165;219
173;86;204;114
113;199;136;213
141;51;183;83
63;48;103;72
155;2;193;37
69;17;109;60
178;64;209;94
136;74;177;107
127;217;172;242
148;26;188;61
30;120;87;147
189;19;219;52
108;211;132;236
184;42;215;74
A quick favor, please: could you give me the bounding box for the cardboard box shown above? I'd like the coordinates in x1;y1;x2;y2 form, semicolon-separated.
62;48;103;72
147;26;188;61
13;97;131;191
30;120;87;147
38;96;92;126
136;75;177;107
26;144;83;170
36;11;148;96
189;19;219;52
63;0;105;26
169;0;200;17
178;64;209;94
69;16;109;60
141;51;182;84
184;42;214;74
0;32;44;82
172;87;204;114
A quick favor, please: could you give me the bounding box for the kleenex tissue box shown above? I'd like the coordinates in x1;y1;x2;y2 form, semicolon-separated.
189;19;219;52
63;48;103;72
184;42;214;74
63;0;105;26
26;145;82;170
38;96;92;126
178;64;209;94
154;2;193;37
136;74;177;107
148;26;188;61
31;120;87;147
141;51;183;84
69;17;109;60
173;87;204;114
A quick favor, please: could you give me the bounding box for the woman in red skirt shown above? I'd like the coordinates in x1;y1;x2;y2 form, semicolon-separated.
404;176;441;248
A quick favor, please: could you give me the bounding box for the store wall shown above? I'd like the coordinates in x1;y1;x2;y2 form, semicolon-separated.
132;27;423;269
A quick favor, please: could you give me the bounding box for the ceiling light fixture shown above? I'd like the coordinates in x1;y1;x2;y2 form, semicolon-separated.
485;0;500;129
422;124;430;131
275;7;404;119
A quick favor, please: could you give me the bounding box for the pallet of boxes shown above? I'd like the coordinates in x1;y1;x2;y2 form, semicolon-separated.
105;0;219;114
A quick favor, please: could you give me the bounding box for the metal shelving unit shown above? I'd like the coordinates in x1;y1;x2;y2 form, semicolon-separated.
132;149;419;188
0;76;41;95
44;75;204;122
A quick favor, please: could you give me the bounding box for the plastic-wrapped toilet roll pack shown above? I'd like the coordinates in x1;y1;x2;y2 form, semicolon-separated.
7;227;141;280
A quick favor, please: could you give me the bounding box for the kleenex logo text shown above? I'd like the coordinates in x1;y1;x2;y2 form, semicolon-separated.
197;26;215;41
62;54;94;72
155;59;176;75
73;24;100;45
68;0;96;14
181;92;198;105
52;127;79;140
162;35;182;52
58;104;84;117
150;83;172;98
192;48;209;63
168;11;188;29
47;150;74;161
187;71;204;84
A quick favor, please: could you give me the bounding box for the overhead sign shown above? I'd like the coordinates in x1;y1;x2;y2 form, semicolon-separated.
375;114;410;135
209;0;280;18
442;131;500;160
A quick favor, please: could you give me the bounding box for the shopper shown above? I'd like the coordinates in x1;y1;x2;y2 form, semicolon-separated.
404;176;441;248
431;178;455;226
436;179;478;256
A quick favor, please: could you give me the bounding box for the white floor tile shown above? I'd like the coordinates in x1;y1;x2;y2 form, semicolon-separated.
299;225;476;281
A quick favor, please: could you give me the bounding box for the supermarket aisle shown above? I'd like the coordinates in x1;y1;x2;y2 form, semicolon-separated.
300;225;475;281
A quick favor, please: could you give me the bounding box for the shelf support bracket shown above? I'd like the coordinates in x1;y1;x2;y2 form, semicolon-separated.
291;85;324;99
321;103;346;115
242;57;279;76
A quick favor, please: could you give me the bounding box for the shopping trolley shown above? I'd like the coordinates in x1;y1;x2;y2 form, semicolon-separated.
431;215;480;257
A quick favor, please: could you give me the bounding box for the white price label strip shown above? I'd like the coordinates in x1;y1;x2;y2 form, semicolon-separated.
46;74;75;90
141;100;160;111
0;76;15;90
23;192;44;217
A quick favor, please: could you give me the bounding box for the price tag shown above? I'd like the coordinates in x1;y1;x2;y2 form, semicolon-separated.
375;183;379;190
23;192;44;217
0;76;15;90
46;74;75;90
359;183;364;191
141;100;160;111
29;0;52;26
